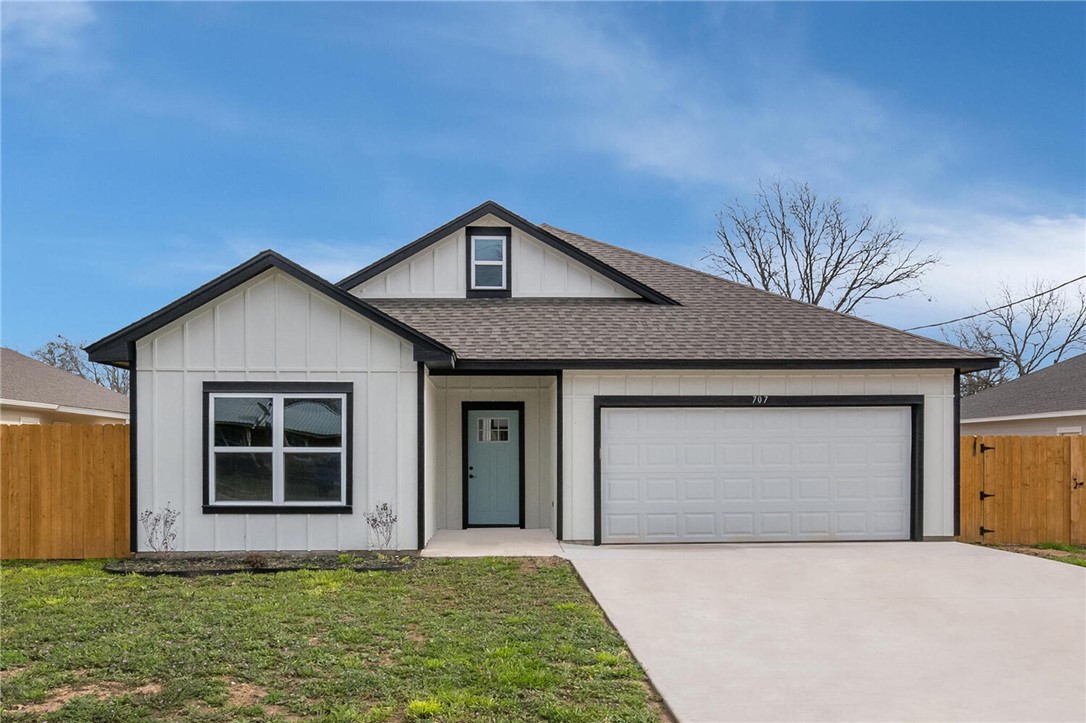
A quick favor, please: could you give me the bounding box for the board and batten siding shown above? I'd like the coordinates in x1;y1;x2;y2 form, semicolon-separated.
428;375;556;534
135;269;419;552
422;367;440;545
561;370;956;541
349;214;639;299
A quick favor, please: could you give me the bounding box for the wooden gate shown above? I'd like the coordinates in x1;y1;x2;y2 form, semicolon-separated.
1;424;130;559
960;435;1086;545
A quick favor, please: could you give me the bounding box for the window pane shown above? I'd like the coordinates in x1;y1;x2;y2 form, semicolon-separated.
474;264;504;288
214;453;273;501
284;398;342;447
473;237;504;261
284;453;343;502
214;397;272;447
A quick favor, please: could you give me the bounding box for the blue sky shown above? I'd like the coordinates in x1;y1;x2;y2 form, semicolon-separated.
2;1;1084;354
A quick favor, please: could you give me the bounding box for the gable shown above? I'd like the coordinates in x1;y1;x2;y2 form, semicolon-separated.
347;213;641;300
86;250;452;367
337;201;675;304
135;269;417;374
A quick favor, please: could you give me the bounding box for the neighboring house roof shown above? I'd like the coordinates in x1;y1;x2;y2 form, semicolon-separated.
215;397;342;440
961;354;1086;420
86;250;454;366
1;347;130;415
362;222;997;371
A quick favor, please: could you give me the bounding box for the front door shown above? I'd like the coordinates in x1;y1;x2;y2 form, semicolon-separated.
464;404;523;527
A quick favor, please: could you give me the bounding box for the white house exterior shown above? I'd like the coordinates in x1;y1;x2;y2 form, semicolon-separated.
88;202;998;553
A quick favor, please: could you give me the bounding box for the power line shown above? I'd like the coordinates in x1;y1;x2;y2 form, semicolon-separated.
905;274;1086;331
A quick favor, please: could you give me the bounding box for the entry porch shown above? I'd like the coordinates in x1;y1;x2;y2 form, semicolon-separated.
420;373;560;547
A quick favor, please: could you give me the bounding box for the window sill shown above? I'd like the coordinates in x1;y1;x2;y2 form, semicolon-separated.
203;505;352;515
467;289;511;299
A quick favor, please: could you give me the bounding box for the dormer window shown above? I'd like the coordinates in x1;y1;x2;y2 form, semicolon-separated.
466;226;511;298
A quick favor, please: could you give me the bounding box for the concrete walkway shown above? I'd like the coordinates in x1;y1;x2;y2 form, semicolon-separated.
565;542;1086;723
421;528;564;557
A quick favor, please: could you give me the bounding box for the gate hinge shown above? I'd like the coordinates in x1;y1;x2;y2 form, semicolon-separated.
980;491;995;500
979;526;995;536
979;443;995;453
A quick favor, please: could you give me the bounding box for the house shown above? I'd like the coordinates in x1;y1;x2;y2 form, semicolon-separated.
961;354;1085;436
86;201;998;552
1;347;129;425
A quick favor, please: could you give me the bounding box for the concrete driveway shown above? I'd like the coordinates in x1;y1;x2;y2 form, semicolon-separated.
564;542;1085;723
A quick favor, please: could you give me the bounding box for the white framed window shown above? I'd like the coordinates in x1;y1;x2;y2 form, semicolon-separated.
476;416;510;443
470;233;508;290
205;386;350;510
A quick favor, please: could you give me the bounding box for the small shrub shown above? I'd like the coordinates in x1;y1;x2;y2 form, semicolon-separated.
364;503;397;550
139;503;180;552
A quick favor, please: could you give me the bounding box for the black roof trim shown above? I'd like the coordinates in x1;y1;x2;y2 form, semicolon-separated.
335;200;678;306
447;357;1001;373
85;250;455;366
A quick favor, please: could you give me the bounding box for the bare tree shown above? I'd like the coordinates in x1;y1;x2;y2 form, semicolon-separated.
32;335;129;395
706;179;939;315
948;279;1086;396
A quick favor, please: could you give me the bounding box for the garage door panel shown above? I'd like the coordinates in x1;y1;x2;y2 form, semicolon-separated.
600;406;911;543
684;478;717;501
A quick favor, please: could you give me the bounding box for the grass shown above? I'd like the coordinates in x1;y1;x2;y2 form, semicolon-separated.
1032;542;1086;567
0;557;665;722
985;542;1086;568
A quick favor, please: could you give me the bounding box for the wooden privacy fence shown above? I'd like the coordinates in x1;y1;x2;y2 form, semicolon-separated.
960;435;1086;545
1;424;129;559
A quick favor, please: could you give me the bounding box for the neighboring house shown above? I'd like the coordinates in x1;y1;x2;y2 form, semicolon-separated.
87;201;998;553
961;354;1085;436
0;347;130;425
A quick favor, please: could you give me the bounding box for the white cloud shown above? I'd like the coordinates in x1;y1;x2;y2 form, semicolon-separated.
1;1;103;77
463;5;1085;331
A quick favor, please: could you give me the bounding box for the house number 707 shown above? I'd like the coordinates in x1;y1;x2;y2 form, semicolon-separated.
751;395;770;404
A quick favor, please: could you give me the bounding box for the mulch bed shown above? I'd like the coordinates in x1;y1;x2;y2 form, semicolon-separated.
103;551;417;577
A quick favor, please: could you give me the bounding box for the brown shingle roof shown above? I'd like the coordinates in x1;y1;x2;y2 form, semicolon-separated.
369;225;996;369
0;347;129;414
961;354;1086;419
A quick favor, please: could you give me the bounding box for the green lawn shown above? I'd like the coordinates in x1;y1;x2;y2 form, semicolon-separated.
0;558;666;722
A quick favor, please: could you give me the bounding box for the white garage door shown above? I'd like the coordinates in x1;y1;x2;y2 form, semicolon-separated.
600;406;912;543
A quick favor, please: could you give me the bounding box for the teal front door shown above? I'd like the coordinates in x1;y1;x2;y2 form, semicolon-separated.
464;405;523;527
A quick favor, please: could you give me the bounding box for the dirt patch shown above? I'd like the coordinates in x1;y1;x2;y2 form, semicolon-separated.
995;545;1074;559
0;666;28;682
404;624;426;644
631;679;676;722
9;681;161;715
518;556;566;574
225;680;268;707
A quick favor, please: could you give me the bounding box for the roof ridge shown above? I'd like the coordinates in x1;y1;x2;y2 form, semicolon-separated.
540;223;994;362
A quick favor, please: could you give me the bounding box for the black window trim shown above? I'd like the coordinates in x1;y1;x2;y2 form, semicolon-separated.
202;381;354;514
465;226;512;298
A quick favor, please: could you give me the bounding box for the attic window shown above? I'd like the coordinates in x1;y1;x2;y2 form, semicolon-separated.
466;226;511;297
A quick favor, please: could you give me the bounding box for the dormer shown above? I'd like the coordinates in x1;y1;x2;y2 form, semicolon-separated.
338;202;675;304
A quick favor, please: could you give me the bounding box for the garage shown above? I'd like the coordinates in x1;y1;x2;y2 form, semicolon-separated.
597;399;919;543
